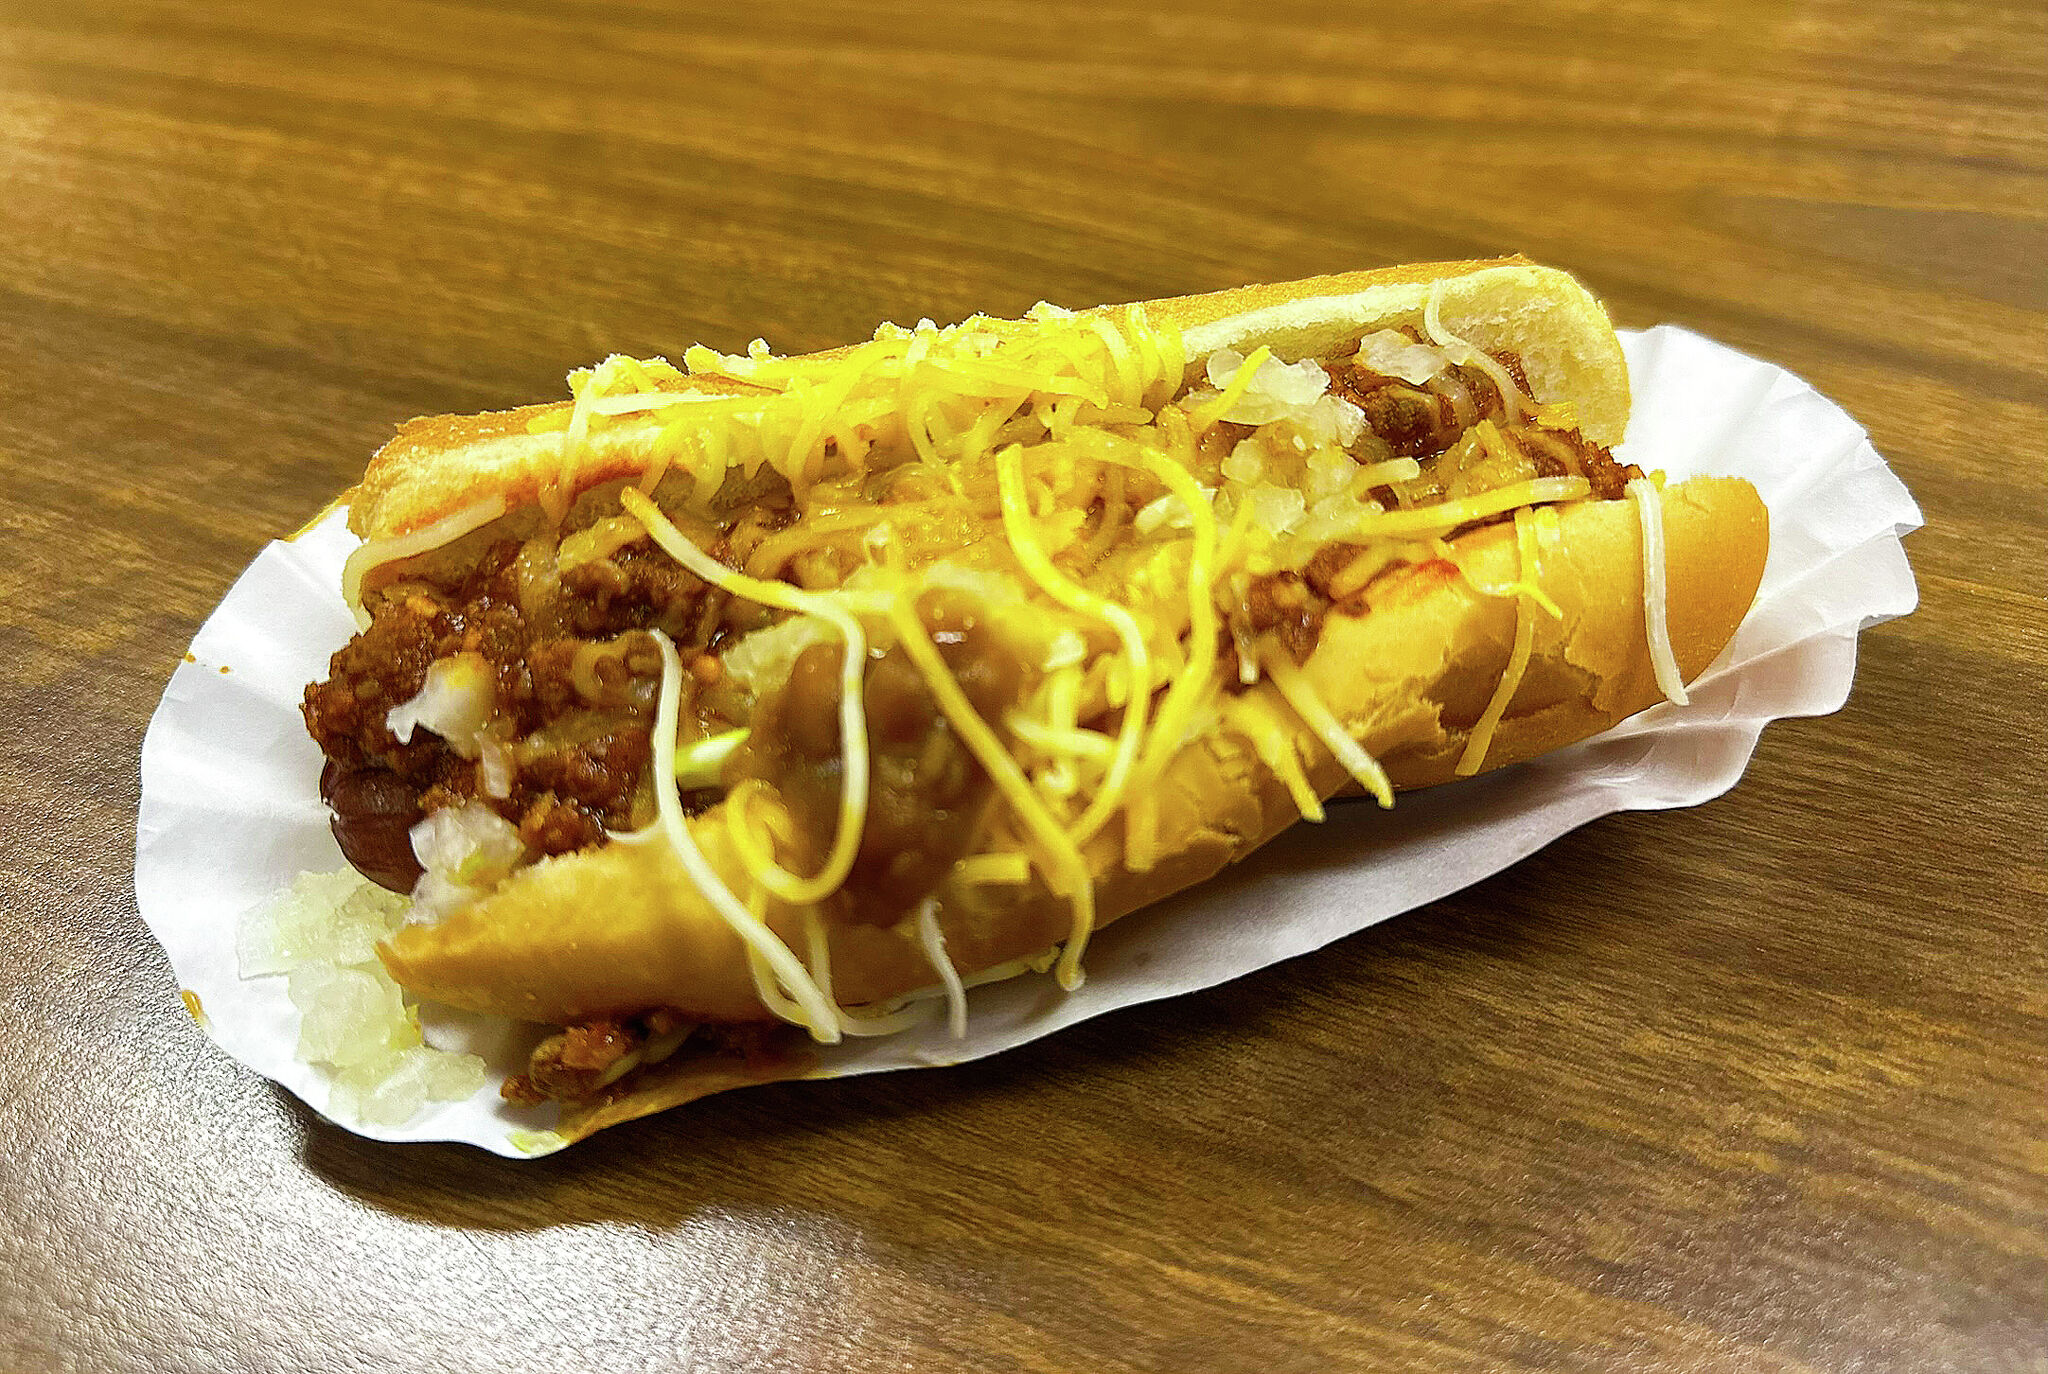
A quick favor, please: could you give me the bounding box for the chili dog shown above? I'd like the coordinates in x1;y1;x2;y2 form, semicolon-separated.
297;258;1767;1136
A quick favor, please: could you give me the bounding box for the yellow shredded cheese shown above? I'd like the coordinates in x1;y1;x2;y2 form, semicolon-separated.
801;908;933;1037
913;898;969;1040
995;443;1152;845
1456;509;1544;776
1124;788;1161;873
1453;524;1566;620
887;596;1097;991
1473;418;1518;469
623;489;873;907
1358;476;1590;539
647;631;840;1042
1260;646;1394;808
1352;456;1424;489
1064;424;1222;829
347;296;1649;1047
1007;715;1118;766
953;852;1035;885
1328;539;1437;603
1215;487;1259;581
341;496;508;630
1226;691;1325;823
1628;476;1691;706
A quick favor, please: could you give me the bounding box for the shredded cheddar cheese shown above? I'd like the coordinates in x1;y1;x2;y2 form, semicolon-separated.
1066;424;1223;820
886;595;1098;991
996;443;1151;845
647;631;841;1042
1225;691;1325;823
1260;647;1395;808
1424;281;1532;423
914;898;970;1040
624;488;874;907
801;909;934;1038
1629;476;1691;706
1357;476;1590;539
1456;508;1545;776
341;496;508;630
953;852;1035;885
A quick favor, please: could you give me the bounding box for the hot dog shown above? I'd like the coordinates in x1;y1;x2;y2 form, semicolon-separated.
298;258;1767;1136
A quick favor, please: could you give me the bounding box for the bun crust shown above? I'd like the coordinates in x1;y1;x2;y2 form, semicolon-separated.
338;261;1766;1077
378;476;1767;1025
347;258;1628;544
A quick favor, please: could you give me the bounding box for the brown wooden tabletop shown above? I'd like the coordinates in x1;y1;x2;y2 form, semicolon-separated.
3;2;2043;1370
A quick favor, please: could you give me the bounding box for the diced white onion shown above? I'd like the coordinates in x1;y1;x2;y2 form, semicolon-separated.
478;736;514;799
719;617;834;698
1199;348;1333;426
1222;440;1266;484
1356;329;1450;385
385;653;496;758
1135;492;1185;534
407;802;527;924
1425;370;1477;429
241;869;487;1128
1247;485;1306;534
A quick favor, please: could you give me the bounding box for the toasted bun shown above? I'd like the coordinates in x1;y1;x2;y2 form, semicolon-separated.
499;476;1768;1147
353;260;1763;1039
347;257;1627;543
378;475;1767;1025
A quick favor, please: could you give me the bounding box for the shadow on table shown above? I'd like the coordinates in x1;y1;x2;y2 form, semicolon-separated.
288;796;1694;1236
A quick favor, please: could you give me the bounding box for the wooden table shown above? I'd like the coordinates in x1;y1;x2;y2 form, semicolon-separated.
3;3;2042;1369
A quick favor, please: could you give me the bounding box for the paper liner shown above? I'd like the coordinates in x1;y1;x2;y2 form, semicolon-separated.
135;327;1922;1157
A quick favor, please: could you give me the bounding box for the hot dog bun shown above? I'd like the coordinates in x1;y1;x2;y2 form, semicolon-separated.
378;473;1762;1025
343;261;1763;1040
348;258;1627;547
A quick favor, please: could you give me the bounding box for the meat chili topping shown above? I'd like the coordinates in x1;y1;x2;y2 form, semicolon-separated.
1225;341;1641;671
304;534;716;890
732;590;1029;928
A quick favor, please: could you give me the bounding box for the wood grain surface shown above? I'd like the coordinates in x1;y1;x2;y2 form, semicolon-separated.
2;2;2043;1370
